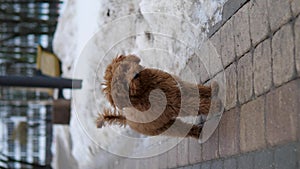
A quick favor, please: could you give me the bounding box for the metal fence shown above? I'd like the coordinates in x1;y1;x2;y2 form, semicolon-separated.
0;0;62;168
0;0;62;63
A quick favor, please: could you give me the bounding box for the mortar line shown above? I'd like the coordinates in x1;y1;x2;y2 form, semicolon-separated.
291;14;298;78
208;0;251;38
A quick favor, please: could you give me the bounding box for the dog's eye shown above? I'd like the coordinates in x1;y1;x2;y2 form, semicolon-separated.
133;73;139;79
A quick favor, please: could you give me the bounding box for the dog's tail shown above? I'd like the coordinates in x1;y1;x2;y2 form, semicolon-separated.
96;109;127;128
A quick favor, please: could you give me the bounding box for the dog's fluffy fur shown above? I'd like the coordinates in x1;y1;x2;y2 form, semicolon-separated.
97;55;217;139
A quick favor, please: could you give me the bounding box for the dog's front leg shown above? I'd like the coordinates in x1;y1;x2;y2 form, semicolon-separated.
158;119;202;139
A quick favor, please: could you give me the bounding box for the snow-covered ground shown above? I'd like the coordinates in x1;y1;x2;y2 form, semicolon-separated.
52;0;227;168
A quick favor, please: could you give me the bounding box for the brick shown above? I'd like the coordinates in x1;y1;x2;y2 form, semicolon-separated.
237;52;253;104
185;54;201;84
210;29;222;57
249;0;269;46
272;24;295;86
240;96;266;152
234;3;251;57
221;18;235;67
237;153;254;169
184;166;193;169
208;30;223;76
225;64;237;110
201;161;211;169
254;150;274;169
167;145;178;168
199;60;210;83
189;138;202;164
208;43;223;77
291;0;300;16
253;39;272;96
267;0;292;31
295;16;300;76
191;163;201;169
177;139;189;167
266;80;300;146
222;0;248;23
198;39;223;78
211;71;226;108
274;144;298;169
211;160;223;169
219;108;239;157
202;129;219;161
224;158;237;169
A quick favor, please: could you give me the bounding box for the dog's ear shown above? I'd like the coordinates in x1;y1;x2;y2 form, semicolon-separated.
96;109;127;128
124;55;140;63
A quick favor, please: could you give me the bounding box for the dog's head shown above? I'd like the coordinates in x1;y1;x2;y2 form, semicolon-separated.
102;54;144;109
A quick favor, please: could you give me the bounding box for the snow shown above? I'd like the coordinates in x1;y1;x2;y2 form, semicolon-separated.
52;0;227;168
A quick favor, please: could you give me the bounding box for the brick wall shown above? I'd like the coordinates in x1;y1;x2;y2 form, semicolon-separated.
112;0;300;168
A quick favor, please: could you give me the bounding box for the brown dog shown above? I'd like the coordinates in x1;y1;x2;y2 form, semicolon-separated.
96;55;218;139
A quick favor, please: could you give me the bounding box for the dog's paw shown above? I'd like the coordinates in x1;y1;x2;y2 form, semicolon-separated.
96;115;104;128
196;115;207;127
